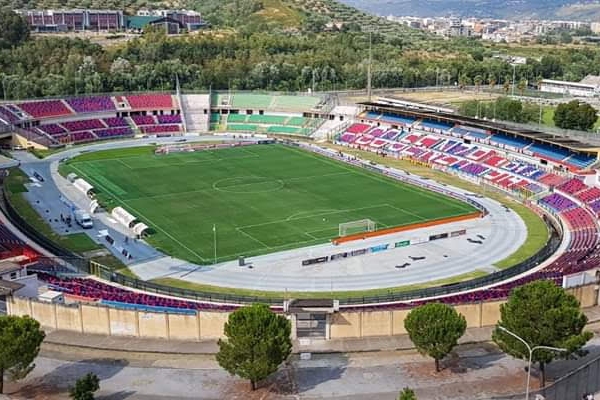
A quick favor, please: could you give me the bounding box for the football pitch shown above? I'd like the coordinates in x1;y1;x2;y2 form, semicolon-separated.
62;144;476;264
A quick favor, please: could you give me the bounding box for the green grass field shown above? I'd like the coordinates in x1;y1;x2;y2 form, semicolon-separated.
61;144;476;264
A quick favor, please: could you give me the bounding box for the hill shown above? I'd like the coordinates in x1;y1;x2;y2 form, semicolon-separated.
197;0;427;38
339;0;600;20
0;0;425;38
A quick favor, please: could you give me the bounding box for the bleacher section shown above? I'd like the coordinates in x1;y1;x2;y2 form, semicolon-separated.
65;96;116;113
39;273;236;312
126;94;174;110
223;113;316;136
179;94;210;133
2;93;182;147
212;93;322;112
335;122;597;198
362;111;597;170
17;100;73;119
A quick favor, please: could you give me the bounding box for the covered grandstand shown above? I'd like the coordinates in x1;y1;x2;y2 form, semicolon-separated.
358;101;599;171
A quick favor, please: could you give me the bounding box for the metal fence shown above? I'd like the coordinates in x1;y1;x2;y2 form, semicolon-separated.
0;187;87;271
492;354;600;400
82;227;561;306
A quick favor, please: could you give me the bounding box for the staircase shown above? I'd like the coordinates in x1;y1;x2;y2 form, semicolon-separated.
180;95;210;134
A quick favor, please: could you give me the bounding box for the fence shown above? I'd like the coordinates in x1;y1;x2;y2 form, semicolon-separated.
492;354;600;400
0;186;88;271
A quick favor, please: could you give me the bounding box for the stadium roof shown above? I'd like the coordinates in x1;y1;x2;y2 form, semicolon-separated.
541;79;596;89
360;101;600;153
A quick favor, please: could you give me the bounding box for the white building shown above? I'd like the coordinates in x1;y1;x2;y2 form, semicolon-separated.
0;262;39;298
540;79;599;97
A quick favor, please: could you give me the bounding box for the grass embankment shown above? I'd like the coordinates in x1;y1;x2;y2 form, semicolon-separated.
4;168;131;274
151;269;488;300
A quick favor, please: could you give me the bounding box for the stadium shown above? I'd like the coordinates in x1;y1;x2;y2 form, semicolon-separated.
0;89;599;345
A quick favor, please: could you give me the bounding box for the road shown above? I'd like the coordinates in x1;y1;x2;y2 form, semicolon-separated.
6;335;600;400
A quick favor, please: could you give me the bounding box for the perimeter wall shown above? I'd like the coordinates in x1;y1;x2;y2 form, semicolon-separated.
7;283;598;341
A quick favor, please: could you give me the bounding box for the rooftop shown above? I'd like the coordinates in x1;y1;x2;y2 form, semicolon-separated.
0;279;24;296
0;262;21;275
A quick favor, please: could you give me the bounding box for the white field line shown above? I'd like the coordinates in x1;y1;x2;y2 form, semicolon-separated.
70;164;208;262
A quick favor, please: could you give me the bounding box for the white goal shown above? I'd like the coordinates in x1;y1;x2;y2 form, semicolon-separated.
338;219;377;237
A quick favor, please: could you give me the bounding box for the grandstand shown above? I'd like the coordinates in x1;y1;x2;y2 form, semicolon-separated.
5;91;600;347
207;92;328;137
222;112;316;136
0;93;182;148
357;104;599;171
211;92;322;112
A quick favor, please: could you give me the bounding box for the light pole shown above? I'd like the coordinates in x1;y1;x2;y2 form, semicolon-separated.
213;223;217;265
498;326;567;400
511;64;517;97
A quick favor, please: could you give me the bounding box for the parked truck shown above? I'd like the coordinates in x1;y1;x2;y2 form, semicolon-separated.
73;209;93;229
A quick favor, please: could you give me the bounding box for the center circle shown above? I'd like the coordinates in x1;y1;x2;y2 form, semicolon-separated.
212;176;285;193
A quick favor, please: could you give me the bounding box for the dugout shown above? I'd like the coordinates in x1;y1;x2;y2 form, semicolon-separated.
73;178;94;197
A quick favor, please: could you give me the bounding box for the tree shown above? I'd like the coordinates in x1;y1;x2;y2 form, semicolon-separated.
0;10;30;49
554;100;598;131
216;304;292;390
404;303;467;372
493;280;592;387
473;75;483;92
517;78;527;96
69;373;100;400
398;387;417;400
0;315;46;393
503;75;511;94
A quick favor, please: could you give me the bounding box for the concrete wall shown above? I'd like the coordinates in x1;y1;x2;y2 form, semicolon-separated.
7;297;231;340
7;283;598;342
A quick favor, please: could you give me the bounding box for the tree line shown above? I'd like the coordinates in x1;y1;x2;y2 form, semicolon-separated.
4;9;600;100
459;97;598;131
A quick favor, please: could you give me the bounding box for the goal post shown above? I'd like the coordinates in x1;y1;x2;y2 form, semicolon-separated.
338;219;377;237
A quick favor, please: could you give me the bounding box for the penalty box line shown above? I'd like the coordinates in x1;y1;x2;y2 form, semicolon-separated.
70;164;208;263
238;204;396;231
237;204;397;243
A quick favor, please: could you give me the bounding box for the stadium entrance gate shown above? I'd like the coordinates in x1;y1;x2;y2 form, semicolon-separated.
284;299;339;340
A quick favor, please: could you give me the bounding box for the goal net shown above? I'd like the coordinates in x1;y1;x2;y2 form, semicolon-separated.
338;219;377;237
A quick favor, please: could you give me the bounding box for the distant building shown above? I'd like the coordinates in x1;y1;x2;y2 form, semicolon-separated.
136;9;205;31
16;9;124;32
15;8;206;33
540;77;600;97
444;18;475;38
